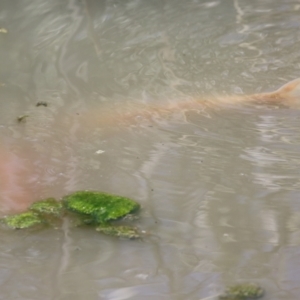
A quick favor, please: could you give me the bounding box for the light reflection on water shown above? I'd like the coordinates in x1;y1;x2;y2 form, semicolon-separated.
0;0;300;299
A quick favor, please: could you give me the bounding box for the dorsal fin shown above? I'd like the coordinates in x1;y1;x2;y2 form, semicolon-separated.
272;78;300;99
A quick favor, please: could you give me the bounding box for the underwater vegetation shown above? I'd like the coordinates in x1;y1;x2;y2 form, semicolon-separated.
2;211;44;229
1;191;141;239
219;283;264;299
63;191;140;224
96;224;140;239
29;198;64;217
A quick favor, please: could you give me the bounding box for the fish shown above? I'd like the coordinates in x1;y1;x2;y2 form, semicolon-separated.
1;78;300;213
80;78;300;129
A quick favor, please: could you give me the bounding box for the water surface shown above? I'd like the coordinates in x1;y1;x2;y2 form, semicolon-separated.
0;0;300;299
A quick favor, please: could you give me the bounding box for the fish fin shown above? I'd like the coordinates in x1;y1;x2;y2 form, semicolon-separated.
272;78;300;100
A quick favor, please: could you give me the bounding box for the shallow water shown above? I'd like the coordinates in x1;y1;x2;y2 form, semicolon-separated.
1;0;300;299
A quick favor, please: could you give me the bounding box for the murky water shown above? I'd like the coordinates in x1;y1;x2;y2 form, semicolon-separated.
1;0;300;299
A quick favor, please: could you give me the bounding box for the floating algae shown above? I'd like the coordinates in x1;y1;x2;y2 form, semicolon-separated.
1;191;142;239
96;224;141;239
2;211;44;229
63;191;140;224
29;198;63;217
220;283;264;300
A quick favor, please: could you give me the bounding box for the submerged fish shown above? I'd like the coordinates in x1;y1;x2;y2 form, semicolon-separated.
81;78;300;128
0;78;300;213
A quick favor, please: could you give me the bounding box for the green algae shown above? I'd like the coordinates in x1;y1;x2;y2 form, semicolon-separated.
1;191;142;239
63;191;140;224
29;198;64;217
2;211;44;229
96;224;141;239
220;283;264;300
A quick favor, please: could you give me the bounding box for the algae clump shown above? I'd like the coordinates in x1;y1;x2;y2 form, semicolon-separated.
220;283;264;300
63;191;140;224
0;191;143;239
29;198;63;217
96;224;141;239
2;211;43;229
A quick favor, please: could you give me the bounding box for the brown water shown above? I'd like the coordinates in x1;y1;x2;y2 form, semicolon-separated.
1;0;300;299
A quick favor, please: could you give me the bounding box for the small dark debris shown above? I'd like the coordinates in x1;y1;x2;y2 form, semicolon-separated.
36;101;48;107
17;115;29;123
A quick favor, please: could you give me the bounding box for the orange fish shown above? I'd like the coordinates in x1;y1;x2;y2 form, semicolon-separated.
1;78;300;213
81;78;300;128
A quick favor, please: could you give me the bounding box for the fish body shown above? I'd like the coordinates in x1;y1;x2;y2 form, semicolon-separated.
1;78;300;213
